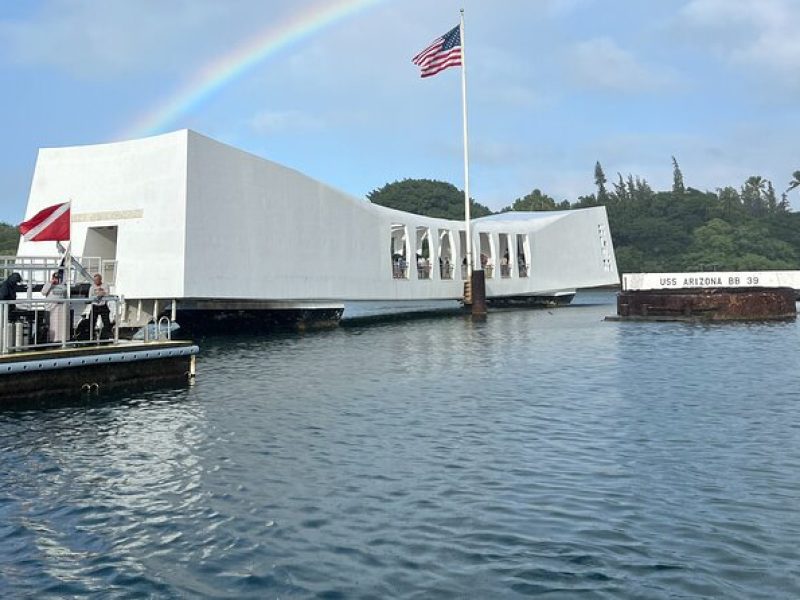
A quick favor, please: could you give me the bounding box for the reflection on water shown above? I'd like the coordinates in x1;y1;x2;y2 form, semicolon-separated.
1;392;207;597
1;291;799;599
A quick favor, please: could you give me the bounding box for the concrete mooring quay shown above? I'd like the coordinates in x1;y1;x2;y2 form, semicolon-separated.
610;271;799;322
0;340;198;404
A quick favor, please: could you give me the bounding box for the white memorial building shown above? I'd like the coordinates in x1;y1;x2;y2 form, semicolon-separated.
18;130;619;332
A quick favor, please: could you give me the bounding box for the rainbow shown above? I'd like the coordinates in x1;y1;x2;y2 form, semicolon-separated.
119;0;387;140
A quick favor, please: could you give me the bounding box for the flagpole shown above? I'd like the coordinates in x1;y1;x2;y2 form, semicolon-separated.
459;9;473;275
64;200;72;347
63;241;71;348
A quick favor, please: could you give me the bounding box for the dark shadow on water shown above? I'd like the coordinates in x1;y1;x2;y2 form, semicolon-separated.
341;307;467;328
166;291;620;347
191;328;330;352
610;316;797;328
0;378;192;414
187;302;607;341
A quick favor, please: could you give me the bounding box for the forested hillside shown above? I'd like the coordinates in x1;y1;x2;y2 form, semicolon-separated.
572;162;799;273
368;165;800;274
368;179;492;220
0;222;17;255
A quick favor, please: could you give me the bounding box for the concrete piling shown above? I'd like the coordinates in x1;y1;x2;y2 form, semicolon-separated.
471;270;487;319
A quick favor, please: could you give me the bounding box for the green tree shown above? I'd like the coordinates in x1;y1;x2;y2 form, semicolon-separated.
504;189;558;212
0;223;18;255
681;219;736;269
613;245;668;273
594;161;608;204
573;193;599;208
778;192;791;213
681;218;798;270
626;174;637;201
735;221;798;267
715;186;742;221
766;181;777;213
633;177;654;202
612;173;627;203
367;179;492;220
672;156;685;195
788;170;800;194
741;176;767;217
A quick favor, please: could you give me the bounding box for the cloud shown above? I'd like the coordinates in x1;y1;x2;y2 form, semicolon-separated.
249;109;324;134
680;0;788;29
470;141;529;167
544;0;595;18
589;132;707;167
680;0;800;84
0;0;271;78
581;125;800;205
471;47;547;109
565;37;679;92
481;85;548;109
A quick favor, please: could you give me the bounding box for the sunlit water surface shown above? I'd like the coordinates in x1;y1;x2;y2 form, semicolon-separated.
1;291;799;599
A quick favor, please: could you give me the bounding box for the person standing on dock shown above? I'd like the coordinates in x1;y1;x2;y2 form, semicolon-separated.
0;272;23;311
0;272;24;322
43;271;67;342
90;274;112;339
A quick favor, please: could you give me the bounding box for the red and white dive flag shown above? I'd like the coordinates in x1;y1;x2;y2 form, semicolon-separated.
412;25;462;78
18;202;71;241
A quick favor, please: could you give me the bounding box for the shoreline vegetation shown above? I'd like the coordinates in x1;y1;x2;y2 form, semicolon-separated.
369;163;800;274
0;223;17;255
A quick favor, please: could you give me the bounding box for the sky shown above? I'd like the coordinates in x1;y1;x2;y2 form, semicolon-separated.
1;0;800;224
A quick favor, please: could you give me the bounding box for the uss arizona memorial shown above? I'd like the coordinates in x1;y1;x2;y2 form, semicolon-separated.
17;129;619;331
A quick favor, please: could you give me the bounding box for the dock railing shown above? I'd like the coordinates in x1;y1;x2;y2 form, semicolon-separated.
0;254;127;356
0;255;117;289
0;296;123;355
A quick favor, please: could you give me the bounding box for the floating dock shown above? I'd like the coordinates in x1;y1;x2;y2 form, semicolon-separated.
611;271;798;322
0;287;198;406
0;340;198;404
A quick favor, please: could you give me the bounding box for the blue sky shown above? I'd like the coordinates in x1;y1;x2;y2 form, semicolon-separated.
1;0;799;224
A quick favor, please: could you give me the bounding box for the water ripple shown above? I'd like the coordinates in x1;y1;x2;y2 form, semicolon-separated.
1;292;799;598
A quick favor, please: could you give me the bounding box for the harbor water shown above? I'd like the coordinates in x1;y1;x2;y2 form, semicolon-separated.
1;290;799;599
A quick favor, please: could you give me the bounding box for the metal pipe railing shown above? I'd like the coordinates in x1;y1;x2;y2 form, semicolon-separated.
0;296;126;355
1;303;7;354
157;316;172;341
0;255;118;288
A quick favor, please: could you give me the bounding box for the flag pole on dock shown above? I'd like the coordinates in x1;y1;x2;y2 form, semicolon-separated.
413;10;484;312
458;9;473;276
18;200;72;345
455;10;486;317
64;241;72;348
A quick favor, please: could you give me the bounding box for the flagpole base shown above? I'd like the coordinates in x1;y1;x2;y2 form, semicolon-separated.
471;270;487;319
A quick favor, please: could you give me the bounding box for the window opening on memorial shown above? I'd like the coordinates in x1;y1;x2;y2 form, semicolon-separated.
459;230;468;279
415;227;431;280
438;229;454;280
479;232;494;278
390;224;409;279
516;234;529;278
499;233;512;278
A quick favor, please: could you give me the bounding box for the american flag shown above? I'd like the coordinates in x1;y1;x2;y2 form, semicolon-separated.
412;25;462;78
